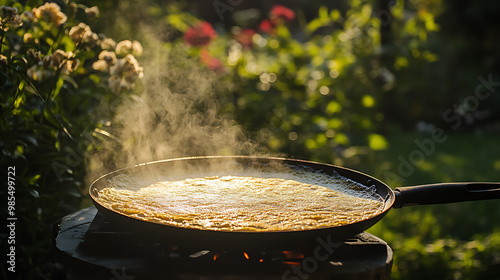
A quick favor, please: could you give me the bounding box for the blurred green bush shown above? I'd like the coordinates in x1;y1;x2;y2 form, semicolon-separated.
0;0;143;278
148;0;442;165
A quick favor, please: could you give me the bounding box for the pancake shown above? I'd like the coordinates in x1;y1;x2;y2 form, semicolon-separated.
96;171;384;232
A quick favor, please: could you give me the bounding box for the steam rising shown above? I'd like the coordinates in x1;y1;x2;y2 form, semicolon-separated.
86;42;263;182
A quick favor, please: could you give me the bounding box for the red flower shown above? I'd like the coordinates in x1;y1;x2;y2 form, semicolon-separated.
206;57;224;75
183;21;217;47
236;29;256;49
200;49;225;75
270;5;295;24
259;19;274;34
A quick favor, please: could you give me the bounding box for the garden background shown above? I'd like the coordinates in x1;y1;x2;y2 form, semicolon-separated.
1;0;500;279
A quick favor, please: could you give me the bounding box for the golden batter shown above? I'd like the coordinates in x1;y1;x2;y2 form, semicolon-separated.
96;171;384;232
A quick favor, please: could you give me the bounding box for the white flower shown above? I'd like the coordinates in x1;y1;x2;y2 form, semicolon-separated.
0;54;8;66
69;23;98;47
92;60;109;72
108;54;144;93
98;50;116;64
132;40;143;57
100;37;116;50
32;2;67;25
1;6;23;30
115;40;143;57
36;50;79;74
85;6;100;19
115;40;133;57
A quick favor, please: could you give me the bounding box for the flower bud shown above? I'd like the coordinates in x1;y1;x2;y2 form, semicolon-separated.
85;6;100;20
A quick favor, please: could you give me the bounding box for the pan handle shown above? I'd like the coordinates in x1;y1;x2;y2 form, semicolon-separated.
393;182;500;208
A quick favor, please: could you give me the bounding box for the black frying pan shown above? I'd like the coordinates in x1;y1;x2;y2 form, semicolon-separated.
89;156;500;250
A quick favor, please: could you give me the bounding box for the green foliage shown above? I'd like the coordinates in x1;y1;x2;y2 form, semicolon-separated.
364;132;500;279
0;1;143;278
153;0;439;166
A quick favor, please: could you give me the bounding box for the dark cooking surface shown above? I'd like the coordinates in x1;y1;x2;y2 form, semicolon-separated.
54;206;393;280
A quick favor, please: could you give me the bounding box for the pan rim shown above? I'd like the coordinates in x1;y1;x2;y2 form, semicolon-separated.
89;155;395;235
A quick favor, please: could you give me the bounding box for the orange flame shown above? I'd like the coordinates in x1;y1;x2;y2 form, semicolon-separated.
283;261;301;266
282;251;305;259
213;254;219;261
243;252;250;259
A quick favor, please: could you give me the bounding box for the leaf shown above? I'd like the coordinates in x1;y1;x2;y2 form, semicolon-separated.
362;95;375;107
167;14;183;29
14;92;26;109
27;174;42;186
330;9;341;22
394;56;409;70
20;133;39;146
328;118;342;129
62;75;79;89
319;6;329;21
15;144;25;156
43;109;63;129
29;189;40;198
305;138;317;150
307;18;325;33
360;4;372;23
51;77;65;99
316;133;327;146
368;133;388;150
276;25;291;39
334;132;350;146
326;100;341;114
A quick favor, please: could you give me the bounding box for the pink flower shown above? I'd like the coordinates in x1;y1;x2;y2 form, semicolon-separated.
183;22;217;47
270;5;295;24
236;29;256;49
